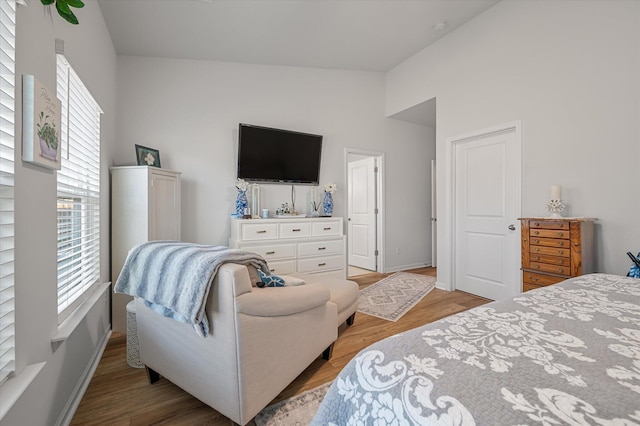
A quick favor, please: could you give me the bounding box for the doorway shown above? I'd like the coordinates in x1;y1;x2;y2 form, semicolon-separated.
450;122;522;300
345;149;384;276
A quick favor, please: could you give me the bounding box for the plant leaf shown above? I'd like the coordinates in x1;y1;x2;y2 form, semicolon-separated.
56;1;79;24
41;0;55;5
66;0;85;8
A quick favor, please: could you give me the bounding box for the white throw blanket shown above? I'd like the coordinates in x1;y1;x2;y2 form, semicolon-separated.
114;241;269;336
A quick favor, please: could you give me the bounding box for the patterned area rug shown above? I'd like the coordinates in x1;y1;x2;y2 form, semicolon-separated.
254;382;332;426
357;272;436;321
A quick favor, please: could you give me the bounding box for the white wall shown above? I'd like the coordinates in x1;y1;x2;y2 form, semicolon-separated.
114;57;435;272
1;2;117;425
386;0;640;289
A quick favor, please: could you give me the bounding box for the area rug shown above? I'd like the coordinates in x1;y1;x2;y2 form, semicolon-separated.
357;272;436;321
254;381;332;426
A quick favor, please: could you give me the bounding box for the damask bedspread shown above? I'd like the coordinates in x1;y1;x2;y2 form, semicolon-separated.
312;274;640;425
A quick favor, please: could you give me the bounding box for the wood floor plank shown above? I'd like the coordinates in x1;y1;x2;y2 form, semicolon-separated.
70;268;489;425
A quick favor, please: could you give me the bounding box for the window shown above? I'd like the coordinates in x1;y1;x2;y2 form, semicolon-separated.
0;0;16;384
56;54;102;323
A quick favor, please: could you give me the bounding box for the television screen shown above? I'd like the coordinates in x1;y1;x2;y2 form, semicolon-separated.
237;123;323;184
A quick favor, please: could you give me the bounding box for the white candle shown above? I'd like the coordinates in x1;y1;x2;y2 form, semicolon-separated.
550;185;562;200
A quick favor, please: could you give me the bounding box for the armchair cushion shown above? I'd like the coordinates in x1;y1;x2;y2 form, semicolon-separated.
236;284;330;317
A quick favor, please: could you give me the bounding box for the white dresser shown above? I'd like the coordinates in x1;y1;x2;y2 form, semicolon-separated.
229;217;346;279
111;166;182;333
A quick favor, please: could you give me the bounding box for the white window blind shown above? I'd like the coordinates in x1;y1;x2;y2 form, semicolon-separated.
0;0;16;384
56;54;102;323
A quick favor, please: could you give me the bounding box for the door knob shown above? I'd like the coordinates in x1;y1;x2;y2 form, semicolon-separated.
508;224;516;231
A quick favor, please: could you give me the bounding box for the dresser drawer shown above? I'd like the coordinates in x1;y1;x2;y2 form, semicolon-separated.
266;260;296;275
523;271;566;287
298;255;343;273
523;282;545;292
279;222;311;238
530;246;570;257
312;221;342;236
241;223;278;241
530;237;570;248
529;220;569;230
245;243;296;261
529;262;570;276
530;229;569;239
298;239;343;257
529;254;570;266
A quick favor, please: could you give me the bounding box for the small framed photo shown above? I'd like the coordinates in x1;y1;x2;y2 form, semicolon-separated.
135;144;161;168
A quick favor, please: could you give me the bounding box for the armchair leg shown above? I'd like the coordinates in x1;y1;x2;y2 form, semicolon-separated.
346;312;356;326
146;366;160;384
322;343;334;360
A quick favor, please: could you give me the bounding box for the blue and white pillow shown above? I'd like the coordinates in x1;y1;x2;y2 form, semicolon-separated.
257;269;286;287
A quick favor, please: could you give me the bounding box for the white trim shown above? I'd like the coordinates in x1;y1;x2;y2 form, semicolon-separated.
51;282;111;351
446;121;522;293
55;329;112;426
344;148;386;273
384;262;431;274
0;362;46;421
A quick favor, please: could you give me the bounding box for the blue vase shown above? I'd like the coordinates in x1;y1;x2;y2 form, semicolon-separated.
322;192;333;216
236;191;248;217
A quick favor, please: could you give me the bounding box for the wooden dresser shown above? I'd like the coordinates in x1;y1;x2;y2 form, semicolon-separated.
519;217;596;292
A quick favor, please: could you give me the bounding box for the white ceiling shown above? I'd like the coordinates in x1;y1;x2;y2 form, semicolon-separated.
97;0;498;127
98;0;498;72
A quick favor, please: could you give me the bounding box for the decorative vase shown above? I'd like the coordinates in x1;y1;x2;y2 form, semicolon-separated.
322;192;333;216
235;190;248;217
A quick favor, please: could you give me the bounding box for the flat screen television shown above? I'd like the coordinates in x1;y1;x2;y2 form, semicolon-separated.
237;123;323;185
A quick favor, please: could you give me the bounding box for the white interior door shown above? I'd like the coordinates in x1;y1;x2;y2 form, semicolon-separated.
454;126;520;300
348;157;376;270
431;160;437;267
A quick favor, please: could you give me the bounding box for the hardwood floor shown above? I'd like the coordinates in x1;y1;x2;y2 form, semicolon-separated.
70;268;489;425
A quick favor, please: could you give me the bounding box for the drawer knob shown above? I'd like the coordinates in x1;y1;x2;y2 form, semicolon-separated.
558;268;563;273
318;262;327;266
323;227;331;231
534;231;539;235
534;222;540;226
318;247;326;250
266;251;275;255
257;230;267;234
558;250;563;254
558;232;563;237
534;239;540;243
534;265;539;269
269;268;275;272
558;242;563;246
292;228;301;232
535;248;540;252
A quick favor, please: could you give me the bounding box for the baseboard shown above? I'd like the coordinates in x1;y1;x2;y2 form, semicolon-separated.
383;262;432;273
55;329;112;426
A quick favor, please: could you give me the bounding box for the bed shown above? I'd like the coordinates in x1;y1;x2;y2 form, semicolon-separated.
312;274;640;425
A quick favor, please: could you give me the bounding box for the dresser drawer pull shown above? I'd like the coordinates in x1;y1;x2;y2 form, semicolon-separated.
533;239;540;243
270;268;275;272
534;265;540;269
323;227;332;231
535;248;540;252
257;230;267;234
265;251;276;255
292;228;301;232
534;231;539;235
318;247;326;250
318;262;327;266
558;268;563;273
558;250;563;254
558;242;564;246
558;232;564;237
558;259;563;264
532;256;539;261
534;222;540;227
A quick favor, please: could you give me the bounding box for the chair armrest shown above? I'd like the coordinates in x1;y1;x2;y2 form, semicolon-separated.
236;285;330;317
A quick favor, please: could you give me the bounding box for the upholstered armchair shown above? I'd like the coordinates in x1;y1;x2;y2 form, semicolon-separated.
135;263;338;425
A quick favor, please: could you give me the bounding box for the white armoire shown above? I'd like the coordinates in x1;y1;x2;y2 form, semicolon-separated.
110;166;182;333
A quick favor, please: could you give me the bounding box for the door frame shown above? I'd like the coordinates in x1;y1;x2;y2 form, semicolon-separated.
447;121;522;292
344;148;385;273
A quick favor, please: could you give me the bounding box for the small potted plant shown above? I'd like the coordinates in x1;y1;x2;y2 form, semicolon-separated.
37;111;59;161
